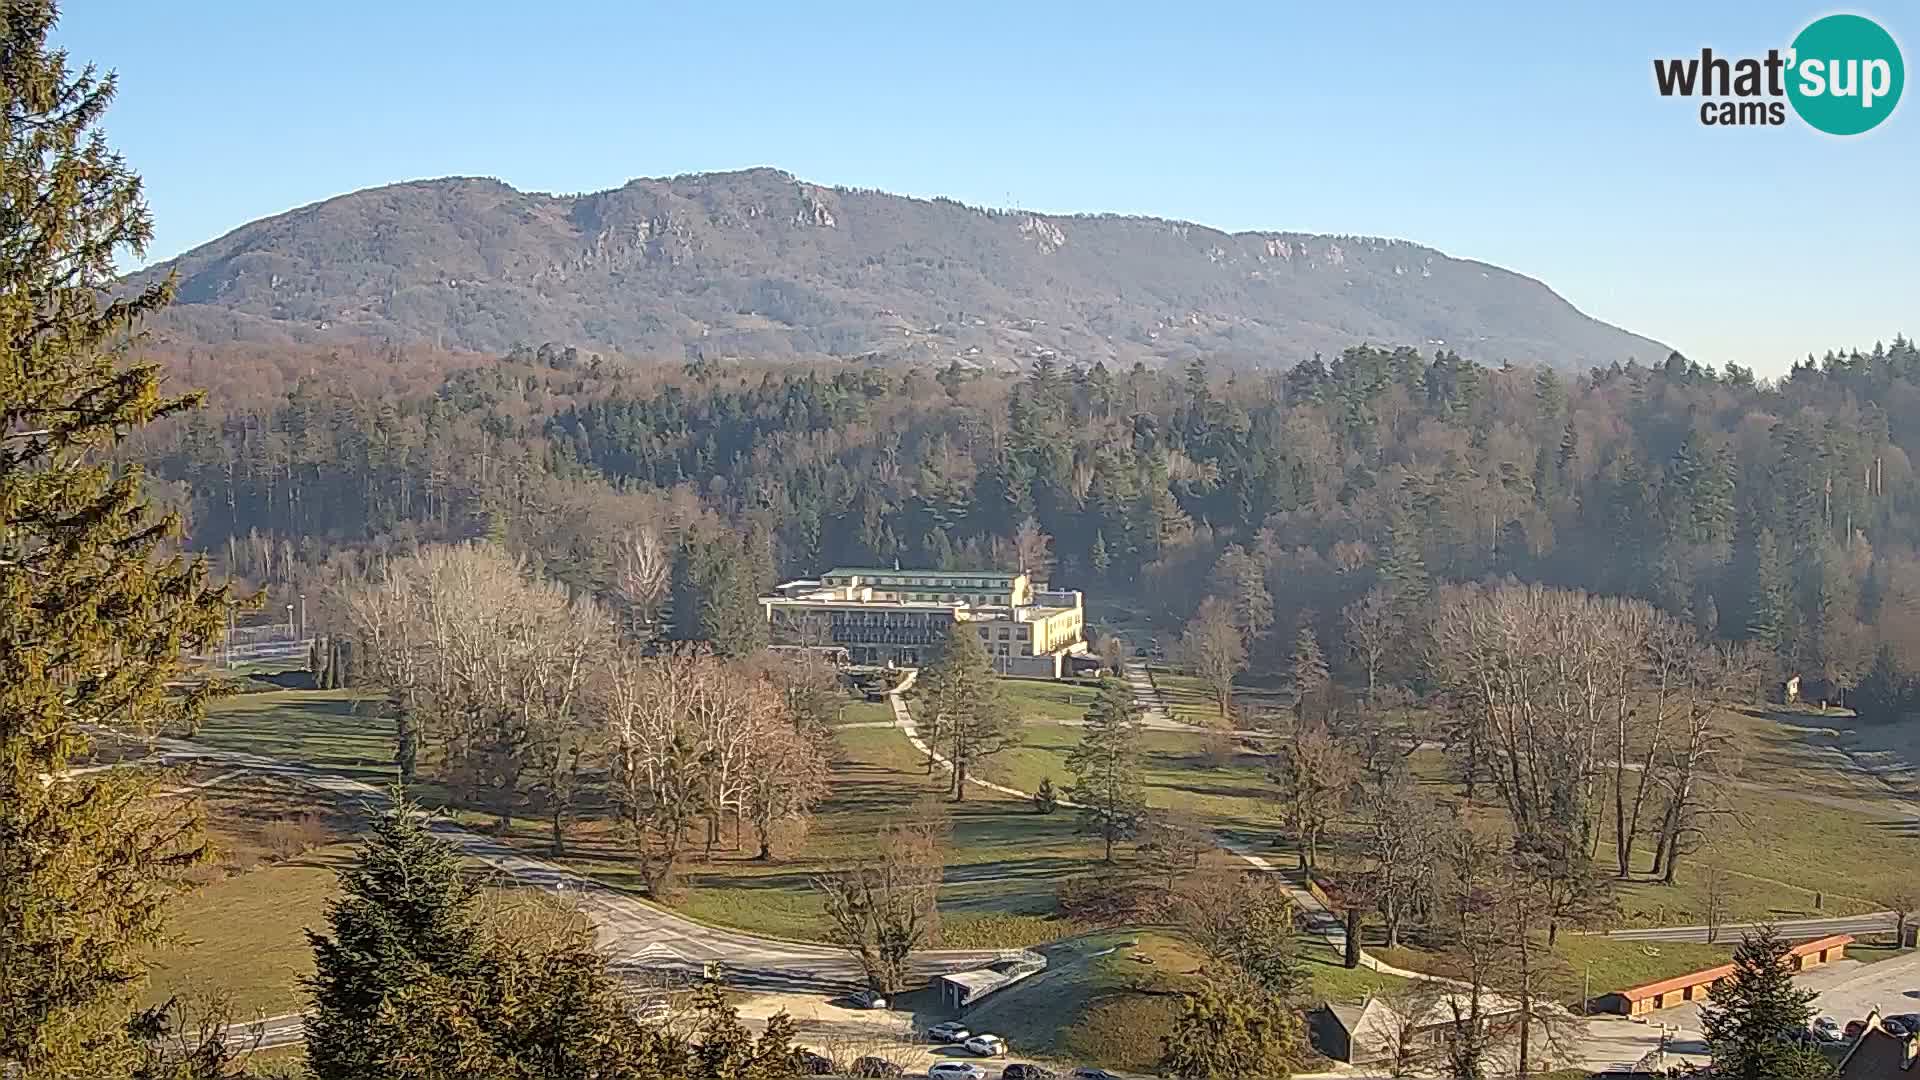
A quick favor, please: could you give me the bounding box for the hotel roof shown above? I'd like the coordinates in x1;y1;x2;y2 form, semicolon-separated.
823;567;1022;581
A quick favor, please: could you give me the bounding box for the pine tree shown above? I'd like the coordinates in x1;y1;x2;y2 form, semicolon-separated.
0;6;237;1074
1378;512;1430;604
1033;775;1060;815
1290;619;1329;717
1158;981;1298;1080
1065;678;1147;861
1746;529;1791;650
1699;926;1836;1080
1090;530;1112;579
304;794;487;1079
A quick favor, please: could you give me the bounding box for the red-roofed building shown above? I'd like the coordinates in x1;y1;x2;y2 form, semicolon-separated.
1595;934;1854;1017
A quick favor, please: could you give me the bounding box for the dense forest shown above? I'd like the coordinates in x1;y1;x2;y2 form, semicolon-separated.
130;336;1920;714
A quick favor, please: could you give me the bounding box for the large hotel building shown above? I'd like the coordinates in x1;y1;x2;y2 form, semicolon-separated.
760;566;1088;678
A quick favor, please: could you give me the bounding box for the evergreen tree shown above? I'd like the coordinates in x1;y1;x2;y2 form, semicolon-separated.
309;793;693;1080
1699;926;1835;1080
1090;530;1112;579
1064;678;1147;861
1746;529;1791;650
1158;982;1298;1080
670;534;769;657
1290;620;1329;717
0;7;238;1074
1033;775;1060;815
1377;512;1430;604
304;794;488;1079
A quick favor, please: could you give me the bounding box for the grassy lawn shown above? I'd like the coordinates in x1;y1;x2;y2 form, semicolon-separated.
953;930;1399;1071
1375;722;1919;929
1300;941;1411;1004
1146;669;1225;727
956;931;1200;1073
973;719;1277;833
142;773;364;1015
996;678;1105;725
834;699;896;726
193;690;394;783
496;724;1114;945
1372;936;1733;1009
1551;936;1732;999
176;684;1920;962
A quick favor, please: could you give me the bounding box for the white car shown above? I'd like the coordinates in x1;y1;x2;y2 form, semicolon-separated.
924;1022;971;1043
849;989;889;1010
962;1034;1007;1057
928;1064;986;1080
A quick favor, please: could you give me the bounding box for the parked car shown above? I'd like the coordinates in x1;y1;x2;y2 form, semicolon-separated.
924;1022;971;1043
962;1034;1007;1057
1812;1015;1843;1041
792;1050;834;1075
1002;1065;1058;1080
850;1057;903;1078
1846;1019;1869;1038
1071;1070;1123;1080
1882;1015;1916;1038
848;989;889;1010
928;1064;987;1080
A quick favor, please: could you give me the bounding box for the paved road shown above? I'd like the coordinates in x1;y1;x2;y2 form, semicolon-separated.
139;734;1014;998
1601;912;1899;943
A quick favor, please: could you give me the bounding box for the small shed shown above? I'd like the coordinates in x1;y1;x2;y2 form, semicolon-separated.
933;955;1046;1012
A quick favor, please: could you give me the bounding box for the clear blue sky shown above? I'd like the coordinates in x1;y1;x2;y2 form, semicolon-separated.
57;0;1914;375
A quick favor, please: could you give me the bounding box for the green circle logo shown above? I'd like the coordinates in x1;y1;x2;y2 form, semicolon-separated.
1788;14;1904;135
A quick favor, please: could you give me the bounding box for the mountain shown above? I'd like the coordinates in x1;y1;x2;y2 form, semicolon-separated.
130;167;1666;371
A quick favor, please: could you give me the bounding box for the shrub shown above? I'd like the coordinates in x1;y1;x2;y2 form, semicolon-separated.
260;812;330;862
1057;874;1159;927
1034;776;1060;815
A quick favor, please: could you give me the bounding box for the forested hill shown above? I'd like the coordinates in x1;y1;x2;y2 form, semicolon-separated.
127;167;1664;371
135;339;1920;718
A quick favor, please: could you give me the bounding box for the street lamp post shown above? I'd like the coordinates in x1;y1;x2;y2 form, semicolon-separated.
298;593;306;639
286;603;295;642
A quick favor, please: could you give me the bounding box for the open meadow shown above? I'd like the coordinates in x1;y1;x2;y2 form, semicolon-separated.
138;667;1920;1048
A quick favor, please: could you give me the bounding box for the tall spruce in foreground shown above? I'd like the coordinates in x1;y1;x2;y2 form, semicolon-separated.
304;794;703;1080
303;794;486;1079
1699;926;1836;1080
0;3;235;1075
1065;677;1147;861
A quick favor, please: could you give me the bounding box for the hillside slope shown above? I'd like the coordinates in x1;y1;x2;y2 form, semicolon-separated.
131;167;1666;370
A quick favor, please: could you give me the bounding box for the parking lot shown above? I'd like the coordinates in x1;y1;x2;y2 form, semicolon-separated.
1646;949;1920;1054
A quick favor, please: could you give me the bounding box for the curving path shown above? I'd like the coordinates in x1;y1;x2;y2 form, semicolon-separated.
886;677;1438;983
137;730;1016;998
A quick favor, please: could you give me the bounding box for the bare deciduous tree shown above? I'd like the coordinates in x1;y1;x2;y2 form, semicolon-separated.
1342;586;1399;699
743;720;830;860
814;823;944;994
1179;596;1245;719
1271;720;1359;869
338;543;611;842
616;525;671;635
1012;515;1055;583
